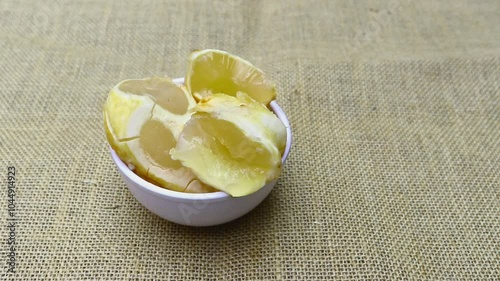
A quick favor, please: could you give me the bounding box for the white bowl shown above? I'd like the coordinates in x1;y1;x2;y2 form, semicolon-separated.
110;78;292;226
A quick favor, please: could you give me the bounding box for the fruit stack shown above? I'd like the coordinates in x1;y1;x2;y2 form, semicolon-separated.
103;50;286;197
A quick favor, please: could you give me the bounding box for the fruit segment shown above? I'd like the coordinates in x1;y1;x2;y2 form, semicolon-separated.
170;93;286;197
186;49;277;105
104;77;215;193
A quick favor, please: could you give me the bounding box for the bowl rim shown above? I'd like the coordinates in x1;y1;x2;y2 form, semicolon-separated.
110;77;292;201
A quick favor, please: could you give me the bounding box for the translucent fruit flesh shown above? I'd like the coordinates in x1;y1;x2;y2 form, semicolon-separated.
186;49;277;105
170;93;286;197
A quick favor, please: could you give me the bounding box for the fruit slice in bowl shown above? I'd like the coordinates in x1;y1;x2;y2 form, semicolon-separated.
186;49;277;106
103;77;215;193
170;92;287;197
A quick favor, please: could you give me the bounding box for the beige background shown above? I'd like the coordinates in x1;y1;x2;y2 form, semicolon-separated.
0;0;499;279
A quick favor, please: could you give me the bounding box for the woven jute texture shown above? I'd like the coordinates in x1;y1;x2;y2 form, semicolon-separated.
1;0;499;280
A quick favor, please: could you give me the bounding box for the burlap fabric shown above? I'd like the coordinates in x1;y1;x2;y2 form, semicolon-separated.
1;0;499;280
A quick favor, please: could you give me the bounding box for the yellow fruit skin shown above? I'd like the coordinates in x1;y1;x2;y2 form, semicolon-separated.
103;104;133;164
105;88;154;140
103;100;153;188
171;93;287;197
186;49;277;105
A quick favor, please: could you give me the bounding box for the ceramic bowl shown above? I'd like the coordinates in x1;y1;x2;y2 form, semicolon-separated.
110;78;292;226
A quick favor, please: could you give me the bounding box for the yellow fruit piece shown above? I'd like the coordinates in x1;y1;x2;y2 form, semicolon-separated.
170;93;286;197
103;77;216;193
185;49;277;105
